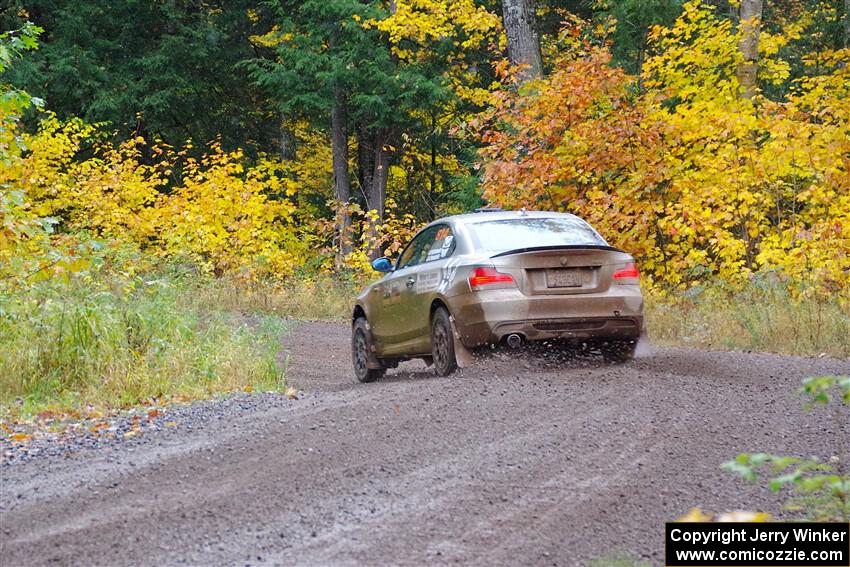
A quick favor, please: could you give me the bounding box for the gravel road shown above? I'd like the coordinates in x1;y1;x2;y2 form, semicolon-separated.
1;321;848;566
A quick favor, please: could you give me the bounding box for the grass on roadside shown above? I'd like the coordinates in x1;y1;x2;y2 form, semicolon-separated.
195;273;360;322
0;272;289;417
646;282;850;358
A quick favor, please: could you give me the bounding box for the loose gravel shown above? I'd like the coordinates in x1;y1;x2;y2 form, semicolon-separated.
1;393;301;467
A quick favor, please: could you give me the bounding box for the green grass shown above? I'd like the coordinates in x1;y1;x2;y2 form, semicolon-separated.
646;283;850;358
0;271;289;415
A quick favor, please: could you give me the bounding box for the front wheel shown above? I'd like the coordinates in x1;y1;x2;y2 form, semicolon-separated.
352;317;385;383
430;307;458;376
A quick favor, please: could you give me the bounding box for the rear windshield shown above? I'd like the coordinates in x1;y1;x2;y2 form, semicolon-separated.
467;217;608;254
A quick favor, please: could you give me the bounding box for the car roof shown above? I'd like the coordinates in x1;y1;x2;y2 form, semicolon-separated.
428;210;585;229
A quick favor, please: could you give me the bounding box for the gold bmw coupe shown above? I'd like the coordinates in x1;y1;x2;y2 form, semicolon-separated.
352;210;645;381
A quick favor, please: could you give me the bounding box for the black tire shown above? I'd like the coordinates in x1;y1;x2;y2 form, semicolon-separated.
430;307;458;376
352;317;385;383
601;339;637;363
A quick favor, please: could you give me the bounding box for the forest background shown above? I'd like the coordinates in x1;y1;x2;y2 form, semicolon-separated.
1;0;848;411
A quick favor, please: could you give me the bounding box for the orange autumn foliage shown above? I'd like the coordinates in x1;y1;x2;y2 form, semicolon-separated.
476;1;849;298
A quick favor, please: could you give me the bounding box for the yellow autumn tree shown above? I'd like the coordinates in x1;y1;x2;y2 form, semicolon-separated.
13;116;163;244
155;145;303;277
5;115;311;281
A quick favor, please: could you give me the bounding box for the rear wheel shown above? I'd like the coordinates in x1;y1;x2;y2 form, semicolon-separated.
601;339;637;363
352;317;385;382
431;307;458;376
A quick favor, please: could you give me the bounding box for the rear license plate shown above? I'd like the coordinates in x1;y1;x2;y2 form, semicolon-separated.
546;269;583;288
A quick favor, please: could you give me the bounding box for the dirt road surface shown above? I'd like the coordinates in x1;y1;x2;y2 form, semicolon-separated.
2;322;848;566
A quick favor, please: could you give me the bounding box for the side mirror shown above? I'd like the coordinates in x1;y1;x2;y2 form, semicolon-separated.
371;257;393;273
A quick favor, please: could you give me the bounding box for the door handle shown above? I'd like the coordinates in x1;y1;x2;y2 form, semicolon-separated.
406;277;415;288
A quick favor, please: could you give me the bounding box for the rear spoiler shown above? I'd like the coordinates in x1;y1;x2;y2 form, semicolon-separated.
490;244;627;258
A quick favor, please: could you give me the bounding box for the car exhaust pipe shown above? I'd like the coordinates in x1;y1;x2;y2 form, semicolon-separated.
506;334;524;349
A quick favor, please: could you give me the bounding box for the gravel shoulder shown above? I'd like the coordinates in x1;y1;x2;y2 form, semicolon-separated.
1;321;848;566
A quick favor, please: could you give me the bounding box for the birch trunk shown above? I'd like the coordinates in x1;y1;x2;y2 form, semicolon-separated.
736;0;763;100
501;0;543;82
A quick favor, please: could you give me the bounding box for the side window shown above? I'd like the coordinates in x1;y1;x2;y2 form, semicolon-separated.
424;225;456;263
397;226;439;270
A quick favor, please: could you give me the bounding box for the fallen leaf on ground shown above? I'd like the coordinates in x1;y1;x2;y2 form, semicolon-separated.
677;507;712;522
285;386;298;400
10;433;32;442
717;511;771;522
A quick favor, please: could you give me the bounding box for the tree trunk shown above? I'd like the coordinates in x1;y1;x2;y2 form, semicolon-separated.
331;84;352;264
364;129;390;259
369;134;389;222
736;0;763;100
279;118;295;161
637;48;645;94
356;0;396;260
501;0;543;82
845;0;849;49
357;123;374;208
429;113;437;221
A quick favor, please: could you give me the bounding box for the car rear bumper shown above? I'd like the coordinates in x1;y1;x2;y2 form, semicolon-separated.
449;287;645;347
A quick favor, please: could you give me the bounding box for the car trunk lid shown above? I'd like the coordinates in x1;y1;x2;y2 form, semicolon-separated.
490;245;633;295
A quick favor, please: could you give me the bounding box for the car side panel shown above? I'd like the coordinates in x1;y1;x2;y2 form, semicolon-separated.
379;258;454;356
368;269;405;349
355;276;390;349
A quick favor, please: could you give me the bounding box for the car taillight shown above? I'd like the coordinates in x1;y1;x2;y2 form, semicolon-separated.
468;267;515;291
613;262;640;284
